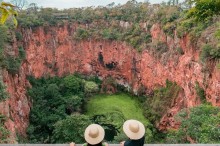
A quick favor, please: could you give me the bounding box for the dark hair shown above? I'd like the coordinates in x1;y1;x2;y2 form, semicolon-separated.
87;142;103;146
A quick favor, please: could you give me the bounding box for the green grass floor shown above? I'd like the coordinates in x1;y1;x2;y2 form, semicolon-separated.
85;93;149;126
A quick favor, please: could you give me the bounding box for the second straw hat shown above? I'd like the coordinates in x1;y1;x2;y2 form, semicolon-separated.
123;119;145;140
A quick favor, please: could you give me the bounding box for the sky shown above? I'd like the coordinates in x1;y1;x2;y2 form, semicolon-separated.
25;0;166;9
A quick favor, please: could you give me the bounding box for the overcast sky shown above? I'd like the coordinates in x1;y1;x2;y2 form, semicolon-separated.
24;0;166;9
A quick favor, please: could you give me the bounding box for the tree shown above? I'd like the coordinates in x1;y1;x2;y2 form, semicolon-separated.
65;95;83;113
166;104;220;143
187;0;220;21
52;114;92;143
168;0;179;5
84;81;99;95
10;0;27;10
64;75;84;94
27;3;39;13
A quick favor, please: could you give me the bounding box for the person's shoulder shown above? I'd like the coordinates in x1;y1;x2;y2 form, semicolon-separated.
82;143;87;146
124;139;133;146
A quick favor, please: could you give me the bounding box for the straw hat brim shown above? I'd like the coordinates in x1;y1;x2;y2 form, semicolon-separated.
84;124;105;145
123;119;145;140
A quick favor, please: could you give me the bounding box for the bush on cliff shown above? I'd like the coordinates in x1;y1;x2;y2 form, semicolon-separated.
0;80;9;101
143;80;182;123
166;104;220;143
200;44;220;62
187;0;220;22
0;115;10;143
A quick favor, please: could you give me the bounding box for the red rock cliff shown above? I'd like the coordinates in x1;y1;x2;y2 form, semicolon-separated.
1;23;220;138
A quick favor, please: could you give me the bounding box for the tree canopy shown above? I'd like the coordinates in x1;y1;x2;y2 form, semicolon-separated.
166;104;220;143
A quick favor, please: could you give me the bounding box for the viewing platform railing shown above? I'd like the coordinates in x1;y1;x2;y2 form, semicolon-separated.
0;144;220;146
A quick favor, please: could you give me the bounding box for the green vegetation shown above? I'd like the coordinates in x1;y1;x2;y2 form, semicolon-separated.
25;73;220;144
0;114;10;143
86;94;148;124
1;46;26;75
86;93;153;142
0;21;25;76
27;75;100;143
0;25;9;101
26;74;155;143
186;0;220;22
0;25;8;49
15;31;23;41
144;80;182;123
200;44;220;62
195;82;206;103
0;0;219;144
166;104;220;143
84;81;99;96
14;0;220;57
0;80;8;101
3;56;22;75
52;114;92;143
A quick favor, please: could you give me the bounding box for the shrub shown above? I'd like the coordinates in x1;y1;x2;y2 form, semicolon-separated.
0;42;25;76
176;47;184;55
0;115;10;143
163;22;176;37
187;0;220;22
63;75;84;94
166;104;220;143
15;32;23;41
0;124;10;143
0;25;8;49
195;82;206;103
102;28;120;40
200;44;220;62
144;80;181;123
215;26;220;40
84;81;99;95
18;46;26;60
3;56;21;75
176;18;194;38
73;28;90;40
0;80;9;101
52;114;92;143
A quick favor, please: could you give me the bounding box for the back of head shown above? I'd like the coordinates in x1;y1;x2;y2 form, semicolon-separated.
84;124;105;145
123;119;145;140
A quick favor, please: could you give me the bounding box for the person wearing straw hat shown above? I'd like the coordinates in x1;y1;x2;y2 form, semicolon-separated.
120;119;145;146
83;124;108;146
70;124;108;146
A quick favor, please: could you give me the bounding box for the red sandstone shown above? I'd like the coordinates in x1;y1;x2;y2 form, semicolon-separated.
0;23;219;139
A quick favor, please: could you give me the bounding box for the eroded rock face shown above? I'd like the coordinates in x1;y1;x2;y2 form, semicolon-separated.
0;64;31;142
1;23;220;138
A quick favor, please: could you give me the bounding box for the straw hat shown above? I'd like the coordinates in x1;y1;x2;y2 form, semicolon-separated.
123;119;145;140
84;124;105;145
